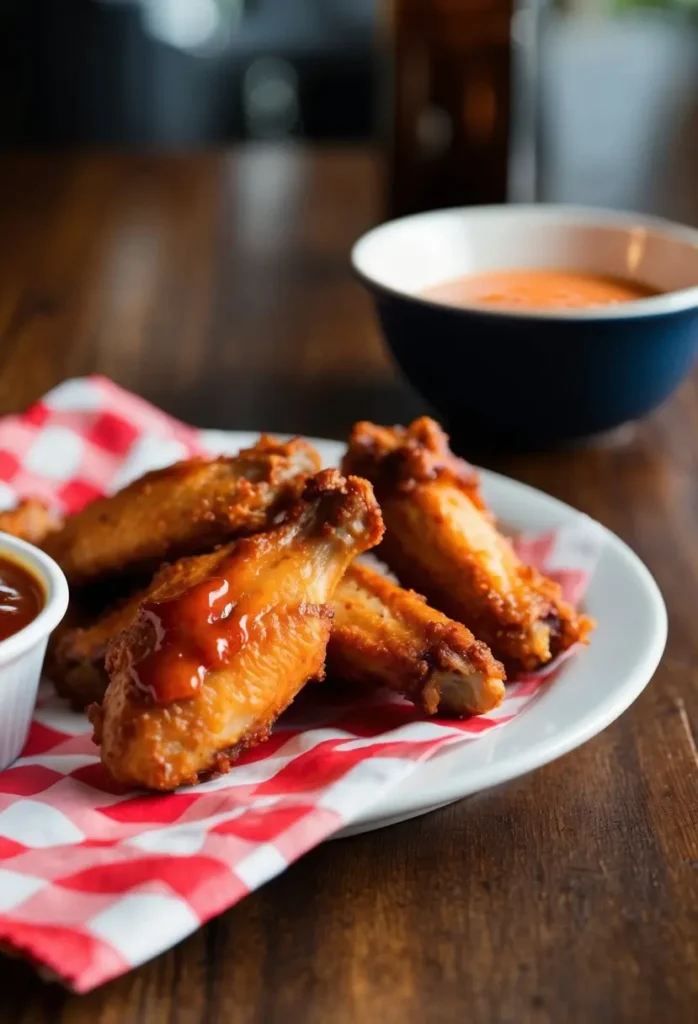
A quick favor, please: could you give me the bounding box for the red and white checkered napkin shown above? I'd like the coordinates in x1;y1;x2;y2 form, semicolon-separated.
0;378;599;992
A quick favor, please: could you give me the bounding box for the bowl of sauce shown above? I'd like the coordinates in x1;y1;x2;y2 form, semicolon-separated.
352;205;698;447
0;533;69;770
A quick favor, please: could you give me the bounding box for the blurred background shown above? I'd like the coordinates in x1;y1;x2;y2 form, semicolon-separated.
0;0;696;223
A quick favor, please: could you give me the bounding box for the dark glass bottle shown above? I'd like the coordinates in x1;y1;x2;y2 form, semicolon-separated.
385;0;514;216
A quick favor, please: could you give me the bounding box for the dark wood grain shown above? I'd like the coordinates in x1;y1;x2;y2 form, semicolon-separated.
0;149;695;1024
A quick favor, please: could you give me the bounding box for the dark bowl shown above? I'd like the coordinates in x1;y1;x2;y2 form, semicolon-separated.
352;205;698;448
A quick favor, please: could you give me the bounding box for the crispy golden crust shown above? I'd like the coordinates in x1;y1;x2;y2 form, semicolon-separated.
54;551;507;719
343;418;593;673
50;595;143;709
44;567;153;706
43;436;321;586
342;417;484;506
49;542;267;709
329;562;505;716
90;470;384;791
47;462;387;712
0;499;63;546
46;436;321;708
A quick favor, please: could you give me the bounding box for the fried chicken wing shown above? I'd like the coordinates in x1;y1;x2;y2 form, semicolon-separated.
57;558;507;717
0;499;62;546
329;562;505;716
44;436;321;586
45;568;155;708
90;470;384;790
343;417;593;673
50;598;131;709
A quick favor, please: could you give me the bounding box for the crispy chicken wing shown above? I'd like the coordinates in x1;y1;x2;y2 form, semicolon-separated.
50;597;133;709
343;417;593;673
0;499;63;546
329;562;505;716
45;569;156;709
53;558;507;717
90;470;384;790
44;436;321;585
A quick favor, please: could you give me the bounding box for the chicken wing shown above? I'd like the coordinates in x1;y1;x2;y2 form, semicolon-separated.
44;435;321;585
90;469;384;790
50;596;133;709
342;417;593;673
329;562;506;716
53;557;507;718
0;499;62;546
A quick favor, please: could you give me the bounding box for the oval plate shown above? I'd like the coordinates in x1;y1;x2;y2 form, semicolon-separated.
196;430;667;837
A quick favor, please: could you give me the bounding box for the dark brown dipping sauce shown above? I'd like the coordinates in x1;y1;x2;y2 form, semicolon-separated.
0;556;44;642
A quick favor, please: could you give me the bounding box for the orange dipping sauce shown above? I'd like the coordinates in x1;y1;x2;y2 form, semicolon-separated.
422;270;660;311
0;556;44;642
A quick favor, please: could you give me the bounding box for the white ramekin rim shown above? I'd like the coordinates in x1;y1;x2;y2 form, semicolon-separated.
0;532;69;665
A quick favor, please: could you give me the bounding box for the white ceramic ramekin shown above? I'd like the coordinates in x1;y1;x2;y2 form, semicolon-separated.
0;533;69;771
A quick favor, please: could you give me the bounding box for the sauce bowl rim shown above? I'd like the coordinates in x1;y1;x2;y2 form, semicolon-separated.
351;204;698;322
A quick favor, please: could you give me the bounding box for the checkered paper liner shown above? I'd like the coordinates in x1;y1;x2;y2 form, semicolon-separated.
0;378;600;992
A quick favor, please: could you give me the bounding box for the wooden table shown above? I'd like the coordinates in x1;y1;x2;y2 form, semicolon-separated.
0;149;695;1023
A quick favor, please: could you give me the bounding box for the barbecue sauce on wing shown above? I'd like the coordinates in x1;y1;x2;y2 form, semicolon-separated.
131;575;248;703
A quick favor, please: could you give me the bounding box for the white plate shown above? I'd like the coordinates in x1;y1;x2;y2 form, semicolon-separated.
184;431;667;837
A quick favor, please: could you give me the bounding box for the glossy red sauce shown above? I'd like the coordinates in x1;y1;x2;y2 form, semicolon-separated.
422;270;660;311
0;556;44;642
131;575;251;703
